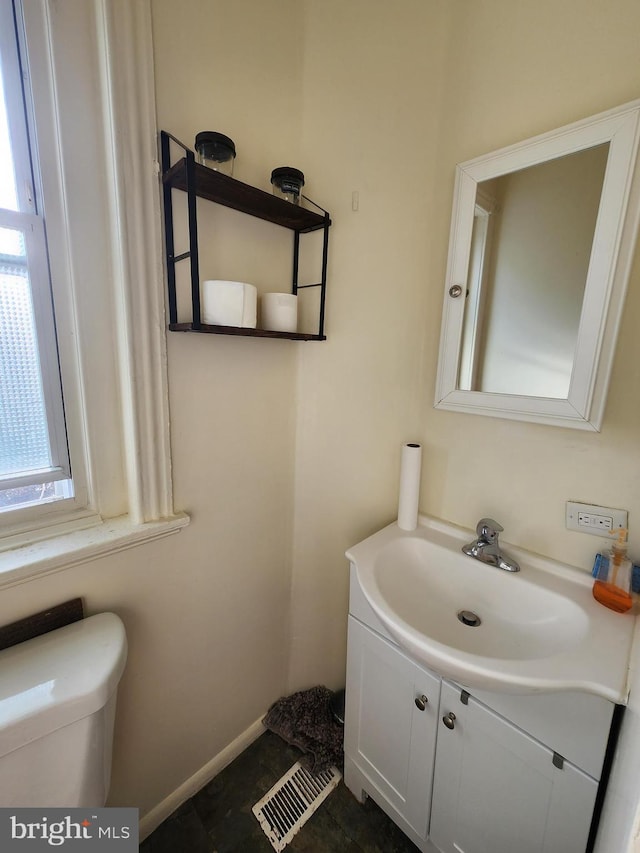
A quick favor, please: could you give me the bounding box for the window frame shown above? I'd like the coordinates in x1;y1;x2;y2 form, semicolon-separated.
0;0;188;575
0;0;71;496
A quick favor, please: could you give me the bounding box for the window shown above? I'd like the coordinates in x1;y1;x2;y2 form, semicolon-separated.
0;0;186;576
0;0;72;514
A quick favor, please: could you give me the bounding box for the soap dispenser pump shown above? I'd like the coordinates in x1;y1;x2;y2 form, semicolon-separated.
592;529;633;613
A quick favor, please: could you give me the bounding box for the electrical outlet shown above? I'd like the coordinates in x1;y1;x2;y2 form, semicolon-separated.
566;501;628;537
578;512;612;530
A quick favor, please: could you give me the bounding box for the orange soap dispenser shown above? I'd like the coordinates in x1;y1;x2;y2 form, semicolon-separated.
592;529;633;613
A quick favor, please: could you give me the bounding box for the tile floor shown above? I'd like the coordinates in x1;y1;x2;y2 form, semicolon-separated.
139;730;420;852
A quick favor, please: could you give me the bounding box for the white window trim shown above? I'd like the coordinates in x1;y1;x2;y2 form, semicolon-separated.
0;514;189;589
0;0;189;585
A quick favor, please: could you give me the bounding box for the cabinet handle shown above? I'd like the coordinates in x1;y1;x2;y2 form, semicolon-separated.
442;711;456;729
415;694;429;711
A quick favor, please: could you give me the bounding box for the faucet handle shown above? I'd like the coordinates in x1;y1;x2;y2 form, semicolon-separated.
476;518;503;542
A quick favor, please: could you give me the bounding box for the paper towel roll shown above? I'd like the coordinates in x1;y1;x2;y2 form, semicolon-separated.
397;443;422;531
201;280;257;328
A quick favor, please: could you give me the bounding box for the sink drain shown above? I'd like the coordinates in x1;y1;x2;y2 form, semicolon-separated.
457;610;481;627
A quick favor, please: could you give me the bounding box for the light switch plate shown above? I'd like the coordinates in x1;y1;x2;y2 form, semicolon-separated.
566;501;628;537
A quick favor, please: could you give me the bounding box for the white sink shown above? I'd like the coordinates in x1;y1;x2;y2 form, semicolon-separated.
346;516;636;701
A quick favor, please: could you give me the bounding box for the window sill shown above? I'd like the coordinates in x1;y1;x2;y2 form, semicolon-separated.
0;512;190;588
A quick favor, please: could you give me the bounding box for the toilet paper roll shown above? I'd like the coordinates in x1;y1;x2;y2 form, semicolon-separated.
261;292;298;333
201;280;257;328
397;443;422;531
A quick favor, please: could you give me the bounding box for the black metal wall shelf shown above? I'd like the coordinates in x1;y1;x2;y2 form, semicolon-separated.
160;131;331;340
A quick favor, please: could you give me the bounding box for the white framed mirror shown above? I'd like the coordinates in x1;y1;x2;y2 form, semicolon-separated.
435;100;640;431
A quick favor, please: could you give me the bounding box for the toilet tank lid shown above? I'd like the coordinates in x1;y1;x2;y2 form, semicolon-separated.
0;612;127;759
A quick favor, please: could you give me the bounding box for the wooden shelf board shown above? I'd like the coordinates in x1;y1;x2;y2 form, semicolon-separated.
169;322;326;341
163;159;329;233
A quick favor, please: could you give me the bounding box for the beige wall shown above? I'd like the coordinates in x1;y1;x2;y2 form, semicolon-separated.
288;0;640;683
422;0;640;572
287;0;451;690
0;0;639;840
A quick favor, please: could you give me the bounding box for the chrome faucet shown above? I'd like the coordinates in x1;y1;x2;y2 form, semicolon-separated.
462;518;520;572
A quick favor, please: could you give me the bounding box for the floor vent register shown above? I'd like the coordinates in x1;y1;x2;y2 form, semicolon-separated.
252;761;341;851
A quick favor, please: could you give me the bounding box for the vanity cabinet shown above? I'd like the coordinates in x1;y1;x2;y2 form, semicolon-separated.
344;574;617;853
430;680;598;853
344;616;441;843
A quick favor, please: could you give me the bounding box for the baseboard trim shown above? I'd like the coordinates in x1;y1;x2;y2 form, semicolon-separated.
139;716;266;841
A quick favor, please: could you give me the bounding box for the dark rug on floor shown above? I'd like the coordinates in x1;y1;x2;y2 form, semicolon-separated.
262;685;344;775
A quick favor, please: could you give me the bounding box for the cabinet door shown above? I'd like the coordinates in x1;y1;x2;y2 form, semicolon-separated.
430;681;598;853
344;617;441;839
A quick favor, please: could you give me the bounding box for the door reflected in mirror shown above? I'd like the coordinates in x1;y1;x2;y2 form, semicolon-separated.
459;144;609;398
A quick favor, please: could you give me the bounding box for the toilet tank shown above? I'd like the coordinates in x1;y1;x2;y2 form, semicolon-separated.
0;612;127;807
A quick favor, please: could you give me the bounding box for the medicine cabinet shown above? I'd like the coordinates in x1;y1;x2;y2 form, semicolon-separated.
434;100;640;430
160;131;331;341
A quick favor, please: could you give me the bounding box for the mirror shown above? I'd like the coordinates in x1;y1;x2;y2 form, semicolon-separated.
435;100;640;431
